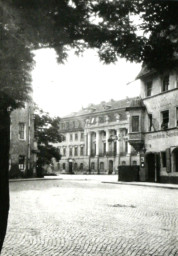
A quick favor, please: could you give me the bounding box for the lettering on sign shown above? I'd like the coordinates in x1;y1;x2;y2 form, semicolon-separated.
147;130;178;140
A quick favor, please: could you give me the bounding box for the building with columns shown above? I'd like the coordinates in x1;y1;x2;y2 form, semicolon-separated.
58;98;139;174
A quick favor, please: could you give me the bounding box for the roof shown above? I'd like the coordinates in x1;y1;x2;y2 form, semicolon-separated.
62;97;137;119
136;66;156;80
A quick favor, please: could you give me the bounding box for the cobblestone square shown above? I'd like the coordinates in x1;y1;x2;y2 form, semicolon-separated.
1;177;178;256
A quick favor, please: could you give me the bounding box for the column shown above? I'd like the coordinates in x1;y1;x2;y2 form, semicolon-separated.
127;140;132;165
96;131;100;156
106;129;110;153
116;129;121;168
128;143;131;154
116;130;121;155
84;132;88;156
88;132;91;156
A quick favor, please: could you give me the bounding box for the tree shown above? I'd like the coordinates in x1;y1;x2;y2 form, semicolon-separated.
0;0;177;252
34;107;62;177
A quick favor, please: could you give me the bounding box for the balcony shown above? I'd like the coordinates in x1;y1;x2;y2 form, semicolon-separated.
128;132;144;152
106;151;117;157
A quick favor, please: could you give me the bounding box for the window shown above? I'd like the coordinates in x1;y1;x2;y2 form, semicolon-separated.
91;162;95;170
74;147;78;156
146;81;152;97
125;141;128;153
80;132;84;141
148;114;153;131
132;161;137;166
73;121;75;128
80;146;84;156
100;162;104;171
19;123;25;140
61;123;65;129
70;134;73;141
161;110;169;129
161;152;167;168
74;163;78;170
62;163;66;170
75;133;78;140
63;148;66;156
162;75;169;92
122;161;126;165
79;163;84;170
69;148;73;156
132;116;139;132
114;141;117;155
19;155;25;170
176;107;178;126
103;142;106;155
91;143;96;156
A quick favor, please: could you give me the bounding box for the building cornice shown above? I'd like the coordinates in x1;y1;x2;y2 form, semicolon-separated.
142;87;178;101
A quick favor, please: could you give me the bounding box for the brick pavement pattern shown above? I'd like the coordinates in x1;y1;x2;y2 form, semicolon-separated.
1;178;178;256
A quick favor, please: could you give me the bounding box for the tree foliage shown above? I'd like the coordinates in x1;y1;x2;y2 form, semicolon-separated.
1;1;178;104
34;107;62;167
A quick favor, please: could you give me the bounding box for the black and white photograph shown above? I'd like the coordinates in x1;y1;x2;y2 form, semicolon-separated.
0;1;178;255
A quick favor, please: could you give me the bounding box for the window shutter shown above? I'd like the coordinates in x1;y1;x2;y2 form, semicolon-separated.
166;148;171;173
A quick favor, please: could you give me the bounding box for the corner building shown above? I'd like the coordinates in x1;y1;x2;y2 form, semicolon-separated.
58;98;139;174
9;102;38;176
127;66;178;183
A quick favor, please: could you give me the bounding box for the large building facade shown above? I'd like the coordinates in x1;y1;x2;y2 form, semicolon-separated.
127;66;178;183
9;102;38;177
58;98;139;174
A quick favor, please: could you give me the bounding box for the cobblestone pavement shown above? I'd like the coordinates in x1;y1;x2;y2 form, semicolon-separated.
1;179;178;256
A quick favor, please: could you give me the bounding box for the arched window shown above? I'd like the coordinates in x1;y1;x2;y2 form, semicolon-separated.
132;161;137;165
122;161;126;165
80;163;84;170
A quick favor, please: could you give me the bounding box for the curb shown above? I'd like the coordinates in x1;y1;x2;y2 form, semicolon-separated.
102;181;178;190
9;177;63;182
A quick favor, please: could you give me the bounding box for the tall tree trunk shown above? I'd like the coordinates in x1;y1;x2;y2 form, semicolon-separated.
0;109;10;253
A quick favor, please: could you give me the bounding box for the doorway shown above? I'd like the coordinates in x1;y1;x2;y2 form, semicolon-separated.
109;160;113;174
146;153;155;182
69;161;73;174
172;148;178;172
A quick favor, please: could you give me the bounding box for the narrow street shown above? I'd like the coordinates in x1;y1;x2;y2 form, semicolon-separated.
2;177;178;256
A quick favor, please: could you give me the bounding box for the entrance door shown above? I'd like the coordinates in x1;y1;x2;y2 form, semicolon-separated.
109;160;113;174
69;162;73;174
147;153;155;182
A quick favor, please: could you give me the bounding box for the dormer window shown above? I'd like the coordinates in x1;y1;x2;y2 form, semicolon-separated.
162;75;169;92
146;81;152;97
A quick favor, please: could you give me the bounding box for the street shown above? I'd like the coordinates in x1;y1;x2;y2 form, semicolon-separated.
1;176;178;256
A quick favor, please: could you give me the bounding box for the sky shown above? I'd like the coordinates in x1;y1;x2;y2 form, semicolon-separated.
32;48;142;117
